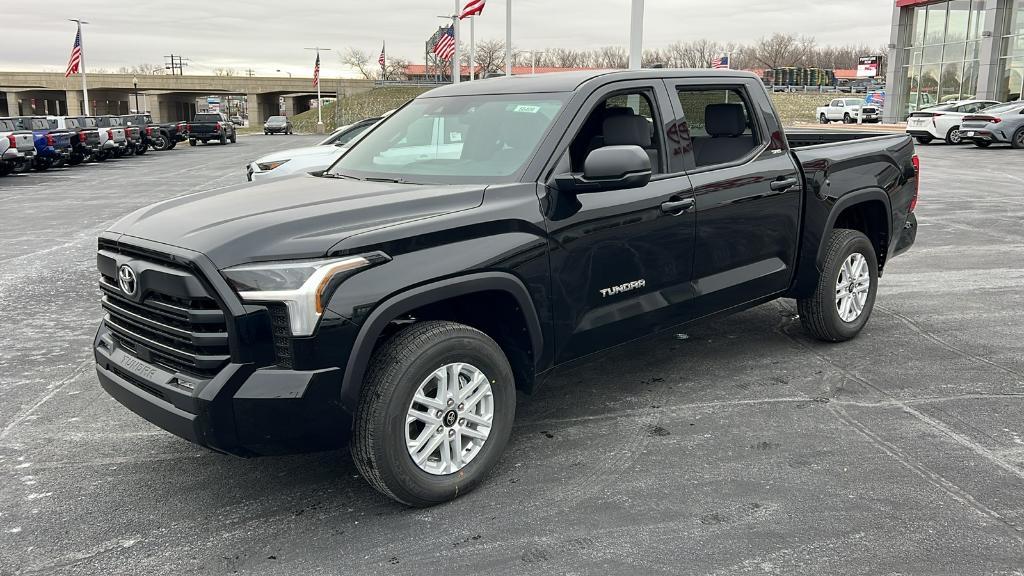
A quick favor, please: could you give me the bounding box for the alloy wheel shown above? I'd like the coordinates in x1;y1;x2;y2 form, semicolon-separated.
835;253;871;323
405;363;494;476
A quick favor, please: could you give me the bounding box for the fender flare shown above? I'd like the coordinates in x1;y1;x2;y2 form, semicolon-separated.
816;187;892;270
339;271;544;412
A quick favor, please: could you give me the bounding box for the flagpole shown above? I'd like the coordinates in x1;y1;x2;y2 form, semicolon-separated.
305;47;331;133
452;0;460;84
382;41;387;81
505;0;512;76
70;19;90;115
469;17;475;81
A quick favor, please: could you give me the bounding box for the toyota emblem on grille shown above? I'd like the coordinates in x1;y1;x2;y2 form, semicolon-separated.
117;264;137;297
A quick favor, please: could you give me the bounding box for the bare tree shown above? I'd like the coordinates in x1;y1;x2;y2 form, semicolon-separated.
384;57;410;81
118;63;164;75
594;46;627;69
341;47;375;80
749;33;816;69
213;67;237;77
471;39;507;77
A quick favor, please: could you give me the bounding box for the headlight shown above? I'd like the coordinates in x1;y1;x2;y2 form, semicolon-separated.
256;159;289;171
221;252;389;336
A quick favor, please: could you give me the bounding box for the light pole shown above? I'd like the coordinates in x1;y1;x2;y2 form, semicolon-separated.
629;0;644;70
132;75;139;113
276;69;292;78
526;50;546;75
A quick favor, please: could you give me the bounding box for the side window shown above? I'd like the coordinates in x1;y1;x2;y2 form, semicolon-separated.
566;89;664;174
830;99;841;107
676;87;761;169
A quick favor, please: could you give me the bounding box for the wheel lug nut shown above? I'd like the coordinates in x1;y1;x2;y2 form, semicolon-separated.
448;429;455;437
447;399;455;407
457;403;465;411
435;410;444;418
436;425;444;434
458;418;466;426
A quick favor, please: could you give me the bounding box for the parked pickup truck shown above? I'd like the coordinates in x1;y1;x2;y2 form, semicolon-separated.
93;70;918;506
11;116;72;170
50;116;102;165
187;112;236;145
816;98;881;124
122;113;182;152
98;116;143;157
0;117;36;176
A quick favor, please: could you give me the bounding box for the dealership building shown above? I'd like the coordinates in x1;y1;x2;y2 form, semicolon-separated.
883;0;1023;121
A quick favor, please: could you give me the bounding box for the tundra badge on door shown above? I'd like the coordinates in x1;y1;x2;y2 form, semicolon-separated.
600;279;646;298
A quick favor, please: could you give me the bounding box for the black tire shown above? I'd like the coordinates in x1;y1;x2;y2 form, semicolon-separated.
136;143;148;156
915;135;933;145
352;320;516;507
230;134;237;144
220;135;227;145
843;113;852;124
0;162;13;176
33;158;50;171
167;141;177;150
944;126;963;145
152;133;169;151
819;114;828;124
1011;127;1024;150
67;153;84;166
264;131;270;135
797;229;878;343
973;140;991;148
94;151;107;162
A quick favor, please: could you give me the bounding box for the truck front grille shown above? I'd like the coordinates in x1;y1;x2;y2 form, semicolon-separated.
98;239;231;379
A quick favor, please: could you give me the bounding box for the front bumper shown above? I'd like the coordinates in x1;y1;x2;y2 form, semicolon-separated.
95;322;349;456
264;126;288;133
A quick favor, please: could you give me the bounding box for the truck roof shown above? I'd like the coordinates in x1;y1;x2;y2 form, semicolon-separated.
421;69;761;97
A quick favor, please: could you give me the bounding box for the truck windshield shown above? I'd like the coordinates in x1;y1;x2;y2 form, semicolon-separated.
328;94;566;184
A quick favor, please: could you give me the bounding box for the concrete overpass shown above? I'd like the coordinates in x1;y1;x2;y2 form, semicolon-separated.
0;72;374;122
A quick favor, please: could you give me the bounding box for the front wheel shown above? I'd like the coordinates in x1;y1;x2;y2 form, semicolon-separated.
945;126;963;145
352;321;516;507
797;229;878;342
1011;127;1024;150
843;113;852;124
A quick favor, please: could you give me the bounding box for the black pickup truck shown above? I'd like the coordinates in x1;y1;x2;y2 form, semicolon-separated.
54;116;102;165
187;112;237;145
93;70;918;506
123;113;185;151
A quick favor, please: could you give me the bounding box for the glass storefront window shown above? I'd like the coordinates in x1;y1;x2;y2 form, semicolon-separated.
1000;58;1024;101
943;42;968;61
946;0;971;43
939;62;964;102
967;0;986;40
912;8;927;47
923;44;944;63
925;4;949;45
962;60;980;99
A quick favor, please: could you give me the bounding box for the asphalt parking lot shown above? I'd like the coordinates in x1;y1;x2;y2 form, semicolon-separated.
2;136;1023;575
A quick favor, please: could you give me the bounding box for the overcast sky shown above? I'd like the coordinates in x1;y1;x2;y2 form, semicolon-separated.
2;0;895;76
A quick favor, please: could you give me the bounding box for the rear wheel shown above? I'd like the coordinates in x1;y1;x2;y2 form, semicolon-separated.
0;162;13;176
1011;127;1024;149
167;140;177;150
944;126;963;145
230;133;237;144
352;320;516;507
151;133;169;151
843;113;852;124
136;143;148;155
798;229;878;342
915;135;933;145
219;134;227;145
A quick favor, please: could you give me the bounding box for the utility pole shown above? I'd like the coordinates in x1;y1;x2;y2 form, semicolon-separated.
163;55;190;76
69;19;90;115
304;46;331;133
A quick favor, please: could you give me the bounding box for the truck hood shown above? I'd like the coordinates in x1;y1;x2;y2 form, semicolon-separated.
109;174;485;268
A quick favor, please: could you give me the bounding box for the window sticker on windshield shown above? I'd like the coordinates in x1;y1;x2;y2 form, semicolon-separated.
513;105;541;113
449;132;462;142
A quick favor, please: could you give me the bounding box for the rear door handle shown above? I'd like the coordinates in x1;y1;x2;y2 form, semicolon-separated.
661;198;695;214
770;177;799;191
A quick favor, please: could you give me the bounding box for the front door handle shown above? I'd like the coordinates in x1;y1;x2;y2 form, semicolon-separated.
770;177;799;191
661;198;695;214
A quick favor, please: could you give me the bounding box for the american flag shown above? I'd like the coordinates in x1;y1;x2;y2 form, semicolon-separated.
459;0;485;19
378;43;386;67
433;26;456;61
65;26;83;77
711;55;730;69
312;53;320;87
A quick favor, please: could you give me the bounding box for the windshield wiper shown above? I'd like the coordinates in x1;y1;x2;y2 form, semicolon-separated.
363;176;424;185
321;172;362;181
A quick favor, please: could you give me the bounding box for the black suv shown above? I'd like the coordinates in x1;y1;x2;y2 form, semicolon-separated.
94;70;918;506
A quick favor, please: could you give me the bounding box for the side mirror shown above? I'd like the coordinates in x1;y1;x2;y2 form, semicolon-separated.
554;145;652;194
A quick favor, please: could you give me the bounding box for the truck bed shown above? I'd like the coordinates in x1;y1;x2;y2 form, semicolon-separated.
786;129;903;149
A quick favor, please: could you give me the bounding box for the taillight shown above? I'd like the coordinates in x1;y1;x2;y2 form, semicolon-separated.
46;134;55;146
7;135;15;148
214;122;222;132
909;154;919;213
107;129;114;140
965;115;1000;124
146;127;153;136
186;124;192;132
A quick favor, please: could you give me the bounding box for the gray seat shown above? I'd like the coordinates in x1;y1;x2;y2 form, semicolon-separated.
693;103;755;167
601;114;660;173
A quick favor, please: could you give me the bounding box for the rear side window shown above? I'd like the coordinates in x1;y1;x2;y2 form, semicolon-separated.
676;87;761;169
32;119;48;129
0;119;15;131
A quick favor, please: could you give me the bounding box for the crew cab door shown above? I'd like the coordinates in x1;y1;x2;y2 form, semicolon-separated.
542;81;696;362
827;99;844;120
669;80;802;320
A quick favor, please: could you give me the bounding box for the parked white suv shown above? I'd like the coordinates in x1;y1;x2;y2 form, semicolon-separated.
816;98;881;124
905;99;1002;145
